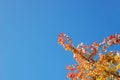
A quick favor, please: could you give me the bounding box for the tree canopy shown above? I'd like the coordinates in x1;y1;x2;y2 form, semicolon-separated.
58;33;120;80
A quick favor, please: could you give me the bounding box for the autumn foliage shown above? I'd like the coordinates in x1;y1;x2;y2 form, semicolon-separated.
58;33;120;80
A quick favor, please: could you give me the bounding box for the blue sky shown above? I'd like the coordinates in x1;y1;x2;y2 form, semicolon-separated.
0;0;120;80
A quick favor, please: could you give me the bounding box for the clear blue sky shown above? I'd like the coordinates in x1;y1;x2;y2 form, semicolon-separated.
0;0;120;80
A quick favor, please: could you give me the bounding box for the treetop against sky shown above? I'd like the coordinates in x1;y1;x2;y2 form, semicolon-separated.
58;33;120;80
